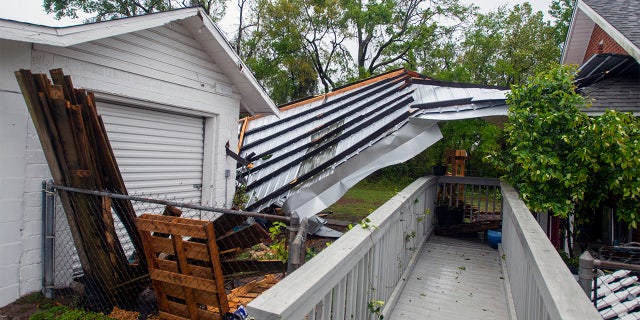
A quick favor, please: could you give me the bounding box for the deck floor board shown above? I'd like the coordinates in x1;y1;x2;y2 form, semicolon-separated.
389;235;510;319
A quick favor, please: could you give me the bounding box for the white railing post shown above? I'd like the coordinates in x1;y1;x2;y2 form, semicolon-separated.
501;182;601;319
247;177;437;319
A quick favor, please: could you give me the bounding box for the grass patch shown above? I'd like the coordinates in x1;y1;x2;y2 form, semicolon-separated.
325;178;412;222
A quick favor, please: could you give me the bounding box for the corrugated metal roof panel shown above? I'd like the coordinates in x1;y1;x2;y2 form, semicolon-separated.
238;70;507;215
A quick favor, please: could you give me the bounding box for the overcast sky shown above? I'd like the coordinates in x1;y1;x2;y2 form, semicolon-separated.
0;0;554;37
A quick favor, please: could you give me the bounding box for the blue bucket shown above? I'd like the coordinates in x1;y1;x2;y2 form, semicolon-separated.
487;229;502;249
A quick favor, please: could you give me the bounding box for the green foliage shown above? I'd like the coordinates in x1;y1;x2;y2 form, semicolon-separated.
326;178;405;222
240;0;473;96
488;64;589;217
44;0;226;22
549;0;576;47
367;299;385;320
268;221;289;262
558;249;578;270
442;3;560;86
488;64;640;227
232;184;251;210
359;217;378;231
29;305;111;320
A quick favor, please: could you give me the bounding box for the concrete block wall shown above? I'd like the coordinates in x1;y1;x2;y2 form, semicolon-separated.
0;39;48;307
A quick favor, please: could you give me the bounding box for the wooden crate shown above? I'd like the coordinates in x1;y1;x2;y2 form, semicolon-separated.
136;214;229;320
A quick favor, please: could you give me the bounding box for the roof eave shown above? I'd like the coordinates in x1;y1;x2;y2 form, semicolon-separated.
194;11;279;116
568;0;640;63
0;8;280;117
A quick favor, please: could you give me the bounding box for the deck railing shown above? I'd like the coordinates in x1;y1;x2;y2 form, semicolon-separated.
247;177;438;319
436;176;502;222
247;177;600;319
501;182;600;319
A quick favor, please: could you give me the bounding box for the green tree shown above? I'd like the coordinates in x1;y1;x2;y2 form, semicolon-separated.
343;0;472;79
239;0;472;96
240;0;321;104
44;0;226;22
447;3;560;86
488;64;640;228
549;0;575;48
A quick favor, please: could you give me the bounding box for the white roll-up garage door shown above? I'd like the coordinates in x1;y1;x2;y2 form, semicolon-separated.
98;102;205;206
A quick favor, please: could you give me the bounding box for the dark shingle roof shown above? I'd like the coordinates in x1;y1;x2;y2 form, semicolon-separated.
582;0;640;49
581;76;640;113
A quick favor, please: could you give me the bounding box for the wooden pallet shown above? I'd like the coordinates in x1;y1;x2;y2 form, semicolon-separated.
137;214;229;320
228;274;279;310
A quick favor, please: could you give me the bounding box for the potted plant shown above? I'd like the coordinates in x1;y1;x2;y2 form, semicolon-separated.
435;198;465;227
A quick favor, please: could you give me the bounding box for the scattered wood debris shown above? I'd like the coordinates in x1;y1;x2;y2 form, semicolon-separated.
16;69;284;318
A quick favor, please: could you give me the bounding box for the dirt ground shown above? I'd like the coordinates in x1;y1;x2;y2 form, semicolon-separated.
0;293;52;320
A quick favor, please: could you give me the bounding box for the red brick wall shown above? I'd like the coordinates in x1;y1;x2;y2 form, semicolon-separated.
583;24;629;62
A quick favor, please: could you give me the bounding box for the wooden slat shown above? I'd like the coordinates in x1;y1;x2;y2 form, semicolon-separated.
204;222;229;314
85;91;146;269
221;260;285;276
216;223;268;251
139;230;171;313
149;236;211;263
161;283;219;306
140;213;209;227
50;68;77;105
165;302;223;320
136;219;207;238
150;269;220;293
156;259;213;279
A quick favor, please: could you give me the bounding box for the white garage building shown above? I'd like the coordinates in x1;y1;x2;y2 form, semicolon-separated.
0;8;278;307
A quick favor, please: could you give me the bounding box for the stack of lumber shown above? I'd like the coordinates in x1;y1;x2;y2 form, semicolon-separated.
15;69;147;308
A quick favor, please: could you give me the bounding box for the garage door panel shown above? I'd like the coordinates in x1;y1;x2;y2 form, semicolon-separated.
106;134;203;147
112;150;204;161
101;106;204;126
105;123;203;139
106;141;204;153
98;102;205;205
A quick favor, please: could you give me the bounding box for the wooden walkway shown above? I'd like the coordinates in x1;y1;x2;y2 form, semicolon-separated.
389;235;513;319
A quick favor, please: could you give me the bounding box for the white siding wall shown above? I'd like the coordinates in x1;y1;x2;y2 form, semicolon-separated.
0;21;242;307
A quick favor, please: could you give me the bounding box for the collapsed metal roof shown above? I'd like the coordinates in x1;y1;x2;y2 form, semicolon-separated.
236;69;508;217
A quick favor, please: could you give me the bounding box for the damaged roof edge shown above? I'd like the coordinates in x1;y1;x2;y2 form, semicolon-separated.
238;69;414;128
282;120;443;218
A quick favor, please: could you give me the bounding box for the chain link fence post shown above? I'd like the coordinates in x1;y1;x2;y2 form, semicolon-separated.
42;179;55;299
287;212;300;274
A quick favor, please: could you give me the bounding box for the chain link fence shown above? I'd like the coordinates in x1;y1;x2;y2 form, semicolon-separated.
42;180;301;319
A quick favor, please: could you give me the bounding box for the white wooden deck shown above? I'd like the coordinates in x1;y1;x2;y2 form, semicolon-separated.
389;235;512;320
